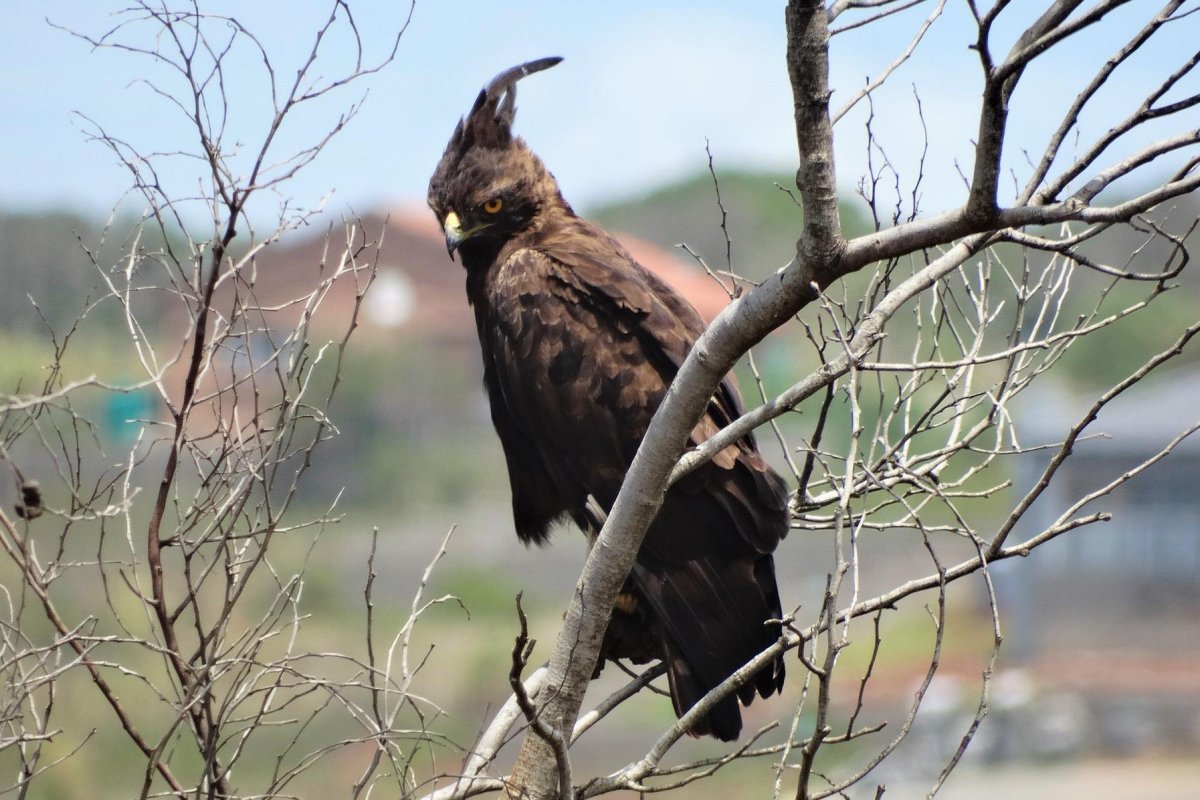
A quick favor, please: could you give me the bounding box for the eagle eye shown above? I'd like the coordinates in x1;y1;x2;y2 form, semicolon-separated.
482;197;504;214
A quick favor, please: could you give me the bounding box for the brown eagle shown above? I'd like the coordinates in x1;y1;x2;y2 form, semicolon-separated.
427;57;787;741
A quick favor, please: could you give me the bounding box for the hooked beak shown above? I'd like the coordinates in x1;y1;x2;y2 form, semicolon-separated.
443;211;464;259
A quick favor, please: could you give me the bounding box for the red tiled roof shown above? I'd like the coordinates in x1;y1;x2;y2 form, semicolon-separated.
249;207;734;343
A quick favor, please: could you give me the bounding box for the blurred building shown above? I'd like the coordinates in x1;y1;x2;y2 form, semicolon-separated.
236;208;738;509
251;206;736;344
990;369;1200;758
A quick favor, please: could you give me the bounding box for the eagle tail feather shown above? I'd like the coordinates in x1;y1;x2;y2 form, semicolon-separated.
631;558;784;742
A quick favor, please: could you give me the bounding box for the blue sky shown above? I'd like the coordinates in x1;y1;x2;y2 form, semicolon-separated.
1;2;1194;223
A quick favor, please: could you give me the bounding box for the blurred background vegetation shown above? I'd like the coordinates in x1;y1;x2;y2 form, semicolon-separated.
3;169;1200;797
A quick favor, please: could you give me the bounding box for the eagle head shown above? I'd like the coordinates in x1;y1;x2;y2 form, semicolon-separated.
427;57;566;263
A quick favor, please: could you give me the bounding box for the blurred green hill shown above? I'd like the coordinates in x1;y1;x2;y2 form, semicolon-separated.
590;169;1200;390
589;169;875;281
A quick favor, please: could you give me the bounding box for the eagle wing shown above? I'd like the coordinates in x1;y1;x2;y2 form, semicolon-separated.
475;219;786;740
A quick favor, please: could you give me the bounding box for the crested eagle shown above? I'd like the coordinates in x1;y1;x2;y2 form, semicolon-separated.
427;57;787;741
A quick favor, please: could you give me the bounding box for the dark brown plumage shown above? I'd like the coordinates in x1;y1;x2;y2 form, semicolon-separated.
427;57;787;741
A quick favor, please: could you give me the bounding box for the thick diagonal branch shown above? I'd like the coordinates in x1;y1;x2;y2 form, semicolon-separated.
504;3;845;797
502;4;1200;799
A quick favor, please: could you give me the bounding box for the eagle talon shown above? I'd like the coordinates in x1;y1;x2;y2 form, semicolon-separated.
614;592;638;615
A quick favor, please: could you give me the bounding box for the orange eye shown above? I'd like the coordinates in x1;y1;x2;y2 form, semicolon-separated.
482;197;504;214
